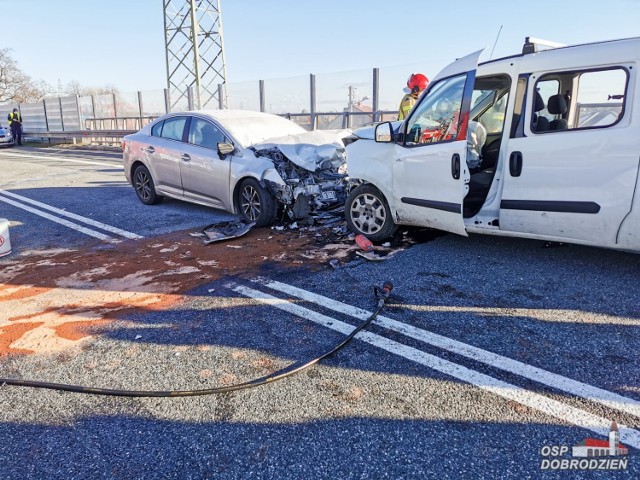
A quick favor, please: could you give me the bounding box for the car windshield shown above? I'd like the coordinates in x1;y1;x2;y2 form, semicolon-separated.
215;113;307;148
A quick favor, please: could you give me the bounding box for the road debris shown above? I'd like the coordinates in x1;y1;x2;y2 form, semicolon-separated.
189;198;439;269
355;251;386;261
191;220;256;245
355;234;374;253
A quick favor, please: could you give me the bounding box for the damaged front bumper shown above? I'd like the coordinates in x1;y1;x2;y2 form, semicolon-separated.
263;176;347;219
252;130;351;220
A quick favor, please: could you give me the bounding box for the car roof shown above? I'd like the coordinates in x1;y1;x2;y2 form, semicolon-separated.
159;109;307;147
185;109;284;121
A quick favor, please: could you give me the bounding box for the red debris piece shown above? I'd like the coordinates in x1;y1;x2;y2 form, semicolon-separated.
355;234;374;253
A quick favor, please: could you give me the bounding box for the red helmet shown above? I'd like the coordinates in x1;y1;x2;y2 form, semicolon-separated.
407;73;429;92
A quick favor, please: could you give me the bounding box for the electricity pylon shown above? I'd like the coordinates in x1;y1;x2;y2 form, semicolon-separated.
163;0;228;110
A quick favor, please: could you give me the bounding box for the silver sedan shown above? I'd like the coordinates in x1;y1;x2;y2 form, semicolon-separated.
123;110;350;227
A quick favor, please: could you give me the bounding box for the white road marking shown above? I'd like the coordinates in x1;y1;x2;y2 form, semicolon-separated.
0;151;122;169
256;278;640;420
0;195;116;242
0;189;142;240
230;283;640;450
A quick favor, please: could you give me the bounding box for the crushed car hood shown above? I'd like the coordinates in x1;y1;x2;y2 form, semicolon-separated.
252;129;352;172
352;121;403;140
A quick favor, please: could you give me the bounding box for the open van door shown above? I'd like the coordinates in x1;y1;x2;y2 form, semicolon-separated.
390;50;483;236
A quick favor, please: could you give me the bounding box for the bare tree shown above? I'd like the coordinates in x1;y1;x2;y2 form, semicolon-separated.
64;80;85;96
63;81;120;97
0;48;51;103
97;84;119;95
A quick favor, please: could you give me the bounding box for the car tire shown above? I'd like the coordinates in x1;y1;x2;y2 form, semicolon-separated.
345;184;397;242
238;178;277;227
133;164;163;205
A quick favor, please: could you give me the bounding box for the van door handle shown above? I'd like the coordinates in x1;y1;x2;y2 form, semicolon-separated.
181;154;191;162
451;153;461;179
509;151;523;177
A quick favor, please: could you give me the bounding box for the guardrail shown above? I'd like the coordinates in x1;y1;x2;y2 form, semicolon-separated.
284;110;397;129
23;130;136;144
22;108;399;145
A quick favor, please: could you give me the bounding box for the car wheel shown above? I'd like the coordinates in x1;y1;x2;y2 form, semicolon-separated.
345;184;397;242
133;165;163;205
238;178;277;227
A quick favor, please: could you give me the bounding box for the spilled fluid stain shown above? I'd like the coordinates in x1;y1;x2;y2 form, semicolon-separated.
0;229;319;356
0;222;429;357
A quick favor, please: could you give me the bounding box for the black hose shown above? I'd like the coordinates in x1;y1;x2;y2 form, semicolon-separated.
0;299;388;397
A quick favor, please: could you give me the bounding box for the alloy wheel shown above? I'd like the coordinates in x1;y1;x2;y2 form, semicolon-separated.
241;185;261;221
135;170;152;201
349;192;387;235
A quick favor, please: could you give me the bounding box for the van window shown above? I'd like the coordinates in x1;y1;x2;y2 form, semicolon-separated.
576;69;626;127
533;68;627;133
405;73;466;146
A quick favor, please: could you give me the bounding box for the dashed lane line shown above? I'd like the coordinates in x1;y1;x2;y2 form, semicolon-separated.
0;189;142;240
229;282;640;450
256;277;640;420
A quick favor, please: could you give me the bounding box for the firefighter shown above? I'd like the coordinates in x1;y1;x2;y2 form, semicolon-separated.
7;108;22;145
397;73;429;121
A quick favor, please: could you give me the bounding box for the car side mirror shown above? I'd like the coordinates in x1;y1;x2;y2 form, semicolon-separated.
375;122;393;143
217;142;235;159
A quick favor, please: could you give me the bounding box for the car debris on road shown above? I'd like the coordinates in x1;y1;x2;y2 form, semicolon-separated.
190;219;256;245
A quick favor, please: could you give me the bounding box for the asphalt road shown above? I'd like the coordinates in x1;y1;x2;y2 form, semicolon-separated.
0;146;638;479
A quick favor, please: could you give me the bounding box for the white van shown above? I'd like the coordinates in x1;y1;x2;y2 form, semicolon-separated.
345;36;640;252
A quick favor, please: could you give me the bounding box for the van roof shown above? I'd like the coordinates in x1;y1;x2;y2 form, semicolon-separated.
479;36;640;68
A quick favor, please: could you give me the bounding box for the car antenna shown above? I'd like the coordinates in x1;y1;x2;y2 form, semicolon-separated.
489;25;503;60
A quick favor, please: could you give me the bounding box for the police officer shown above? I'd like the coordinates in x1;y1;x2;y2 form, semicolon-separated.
7;108;22;145
397;73;429;121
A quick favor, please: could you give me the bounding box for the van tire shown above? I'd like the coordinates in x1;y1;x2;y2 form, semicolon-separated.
345;184;397;242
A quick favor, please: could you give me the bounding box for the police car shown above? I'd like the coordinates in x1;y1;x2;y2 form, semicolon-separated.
0;125;14;147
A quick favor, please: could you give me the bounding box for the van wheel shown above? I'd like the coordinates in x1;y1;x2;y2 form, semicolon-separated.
345;184;397;242
237;178;277;227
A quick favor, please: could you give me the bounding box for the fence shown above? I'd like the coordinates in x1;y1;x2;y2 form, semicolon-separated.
0;59;446;141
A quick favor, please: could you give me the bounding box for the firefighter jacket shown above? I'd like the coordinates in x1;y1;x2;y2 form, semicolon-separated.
398;94;416;121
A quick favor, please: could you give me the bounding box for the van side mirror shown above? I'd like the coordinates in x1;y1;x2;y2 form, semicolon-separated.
217;142;235;159
375;122;393;143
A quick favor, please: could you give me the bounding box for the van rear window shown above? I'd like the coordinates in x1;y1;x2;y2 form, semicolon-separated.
532;68;627;133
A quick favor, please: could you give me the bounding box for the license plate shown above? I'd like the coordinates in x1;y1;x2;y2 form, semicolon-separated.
320;190;337;201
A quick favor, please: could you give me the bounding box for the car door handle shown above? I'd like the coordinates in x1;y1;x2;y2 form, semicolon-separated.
145;146;155;154
451;153;461;180
181;154;191;162
509;151;523;177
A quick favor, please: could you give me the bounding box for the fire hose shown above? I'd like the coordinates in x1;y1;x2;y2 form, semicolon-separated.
0;282;394;397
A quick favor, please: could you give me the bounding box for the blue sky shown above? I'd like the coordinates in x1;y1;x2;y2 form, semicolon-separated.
3;0;640;99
